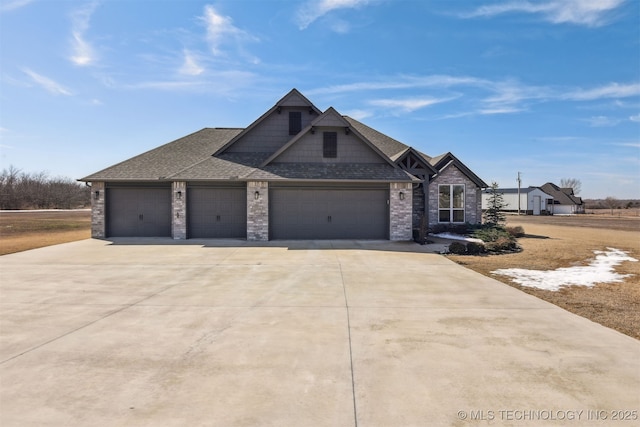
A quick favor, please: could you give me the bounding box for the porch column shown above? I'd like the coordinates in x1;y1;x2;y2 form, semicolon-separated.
389;182;413;241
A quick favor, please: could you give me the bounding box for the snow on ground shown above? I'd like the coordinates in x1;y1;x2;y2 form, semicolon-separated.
431;233;484;244
492;248;638;291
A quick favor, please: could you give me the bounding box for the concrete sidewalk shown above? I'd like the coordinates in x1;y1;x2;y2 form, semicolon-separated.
1;239;638;426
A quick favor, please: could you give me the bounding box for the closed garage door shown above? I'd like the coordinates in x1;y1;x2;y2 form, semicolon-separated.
188;186;246;238
270;187;388;239
106;187;171;237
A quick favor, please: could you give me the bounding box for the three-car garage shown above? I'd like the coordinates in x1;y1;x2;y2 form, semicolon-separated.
104;183;390;240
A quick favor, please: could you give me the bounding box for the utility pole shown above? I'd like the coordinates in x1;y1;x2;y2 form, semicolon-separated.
517;172;522;215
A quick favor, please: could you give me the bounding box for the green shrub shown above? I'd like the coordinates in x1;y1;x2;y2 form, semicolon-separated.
448;241;467;254
506;226;525;238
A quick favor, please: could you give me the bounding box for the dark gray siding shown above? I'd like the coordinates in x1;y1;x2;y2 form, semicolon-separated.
228;107;318;154
106;186;171;237
274;128;384;164
187;185;246;238
270;185;388;239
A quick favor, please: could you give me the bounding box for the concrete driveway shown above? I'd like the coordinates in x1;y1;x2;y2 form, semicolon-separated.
1;239;638;426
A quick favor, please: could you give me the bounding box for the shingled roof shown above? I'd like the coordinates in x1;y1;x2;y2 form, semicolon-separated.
540;182;583;206
80;92;484;186
80;128;242;181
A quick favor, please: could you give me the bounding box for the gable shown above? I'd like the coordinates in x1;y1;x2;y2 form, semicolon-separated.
225;107;319;154
271;126;387;164
396;148;437;180
262;107;399;167
214;88;321;156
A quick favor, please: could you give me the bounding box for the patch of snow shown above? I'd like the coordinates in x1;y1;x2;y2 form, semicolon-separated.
492;248;637;291
431;232;484;244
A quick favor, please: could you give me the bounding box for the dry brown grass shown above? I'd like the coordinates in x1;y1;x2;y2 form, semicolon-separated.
0;210;91;255
448;215;640;340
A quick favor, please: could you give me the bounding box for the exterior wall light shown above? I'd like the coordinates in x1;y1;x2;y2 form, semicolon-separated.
176;190;182;199
94;190;100;200
254;191;260;200
399;191;405;200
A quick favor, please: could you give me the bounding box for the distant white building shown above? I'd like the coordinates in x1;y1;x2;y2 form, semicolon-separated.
482;187;554;215
539;182;584;214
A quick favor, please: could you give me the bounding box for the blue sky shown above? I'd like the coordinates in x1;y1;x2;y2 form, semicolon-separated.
1;0;638;198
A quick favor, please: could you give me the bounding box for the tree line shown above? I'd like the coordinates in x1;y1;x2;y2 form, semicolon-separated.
0;166;90;210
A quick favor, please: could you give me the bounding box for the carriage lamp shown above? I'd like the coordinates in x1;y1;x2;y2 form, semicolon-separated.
399;192;405;200
94;190;100;200
254;191;260;200
176;190;182;199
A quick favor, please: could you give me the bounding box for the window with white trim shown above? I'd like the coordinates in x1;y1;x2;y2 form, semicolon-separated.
438;184;465;223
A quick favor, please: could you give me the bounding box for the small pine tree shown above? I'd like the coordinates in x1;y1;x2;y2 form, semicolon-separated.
484;182;507;226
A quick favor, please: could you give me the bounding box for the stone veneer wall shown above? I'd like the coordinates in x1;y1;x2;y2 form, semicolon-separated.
428;165;482;227
247;181;269;241
172;181;187;239
389;182;413;241
91;181;106;238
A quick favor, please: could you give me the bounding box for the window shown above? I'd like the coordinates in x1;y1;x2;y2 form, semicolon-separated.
323;132;337;158
289;111;302;135
438;184;465;223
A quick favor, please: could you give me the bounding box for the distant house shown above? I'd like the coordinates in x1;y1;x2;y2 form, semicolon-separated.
80;89;487;240
539;182;584;214
481;187;554;215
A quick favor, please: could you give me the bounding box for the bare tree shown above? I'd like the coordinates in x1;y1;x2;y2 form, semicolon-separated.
0;165;89;209
604;196;618;215
560;178;582;195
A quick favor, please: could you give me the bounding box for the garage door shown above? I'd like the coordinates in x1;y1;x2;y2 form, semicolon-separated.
188;186;246;238
106;187;171;237
270;187;388;239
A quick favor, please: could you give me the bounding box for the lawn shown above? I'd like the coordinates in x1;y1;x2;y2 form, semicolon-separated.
0;210;91;255
448;214;640;340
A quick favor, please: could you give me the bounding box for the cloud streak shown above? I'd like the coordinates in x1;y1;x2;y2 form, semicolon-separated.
462;0;626;27
22;68;72;95
200;5;258;56
0;0;33;12
69;1;99;66
295;0;372;30
369;96;458;113
179;50;205;76
310;74;640;118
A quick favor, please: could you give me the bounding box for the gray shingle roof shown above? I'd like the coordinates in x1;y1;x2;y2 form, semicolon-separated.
246;163;417;181
80;128;242;181
540;182;583;205
343;116;409;159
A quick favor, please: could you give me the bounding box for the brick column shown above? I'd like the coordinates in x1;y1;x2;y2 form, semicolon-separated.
389;182;413;241
172;181;187;239
247;181;269;241
91;181;106;238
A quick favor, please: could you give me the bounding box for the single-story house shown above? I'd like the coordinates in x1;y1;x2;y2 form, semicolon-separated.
80;89;487;241
539;182;584;214
481;187;554;215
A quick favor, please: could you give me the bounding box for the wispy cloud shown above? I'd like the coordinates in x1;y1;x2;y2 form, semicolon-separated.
369;96;457;113
630;113;640;122
461;0;626;27
69;1;99;66
295;0;372;30
563;82;640;101
179;50;205;76
0;0;33;12
200;5;258;56
22;68;72;95
585;115;622;127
